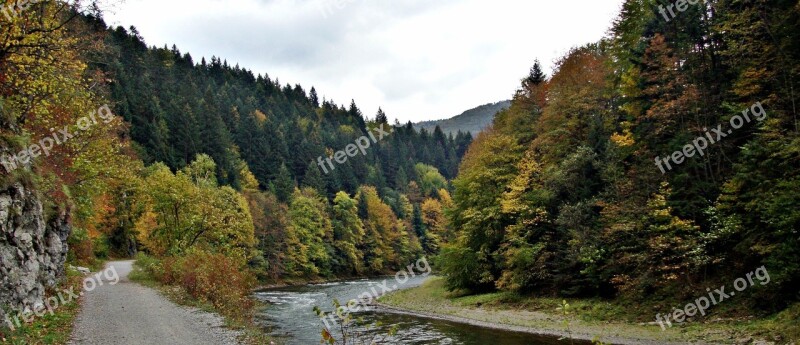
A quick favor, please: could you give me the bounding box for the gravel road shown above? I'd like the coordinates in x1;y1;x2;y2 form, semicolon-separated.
68;261;242;345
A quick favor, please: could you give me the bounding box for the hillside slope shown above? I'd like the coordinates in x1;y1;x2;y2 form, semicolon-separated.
414;101;510;135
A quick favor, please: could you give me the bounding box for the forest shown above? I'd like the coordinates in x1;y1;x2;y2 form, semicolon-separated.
439;0;799;315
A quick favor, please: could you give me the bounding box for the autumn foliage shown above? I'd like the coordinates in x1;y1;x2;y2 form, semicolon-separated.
441;0;800;314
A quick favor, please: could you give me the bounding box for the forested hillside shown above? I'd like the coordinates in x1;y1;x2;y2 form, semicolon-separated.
101;26;473;191
415;100;511;135
92;19;474;279
440;0;799;317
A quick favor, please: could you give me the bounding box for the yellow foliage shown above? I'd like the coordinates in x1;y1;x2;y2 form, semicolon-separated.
610;129;635;148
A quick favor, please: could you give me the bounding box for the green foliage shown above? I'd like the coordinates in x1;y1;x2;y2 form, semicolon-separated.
331;192;366;275
445;130;524;291
439;0;800;319
414;163;448;197
437;244;484;292
556;300;574;344
134;156;256;259
100;24;471;196
66;228;97;267
284;188;334;276
92;234;110;260
272;163;295;204
712;133;800;302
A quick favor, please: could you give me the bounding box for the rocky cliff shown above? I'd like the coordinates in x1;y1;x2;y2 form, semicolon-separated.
0;182;71;312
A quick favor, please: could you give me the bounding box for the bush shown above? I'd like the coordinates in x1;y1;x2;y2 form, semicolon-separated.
133;252;162;276
93;234;110;259
136;251;257;322
67;228;95;266
176;251;256;319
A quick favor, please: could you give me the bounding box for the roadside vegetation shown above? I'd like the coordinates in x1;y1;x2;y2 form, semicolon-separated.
1;270;85;345
130;253;273;345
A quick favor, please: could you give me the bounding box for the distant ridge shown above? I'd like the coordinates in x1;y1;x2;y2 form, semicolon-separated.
414;101;511;136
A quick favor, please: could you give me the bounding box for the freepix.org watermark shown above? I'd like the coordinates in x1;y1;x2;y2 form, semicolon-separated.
315;123;393;175
2;265;120;331
0;0;44;22
317;0;358;19
655;102;767;174
1;104;115;173
318;257;432;330
658;0;707;22
655;266;770;331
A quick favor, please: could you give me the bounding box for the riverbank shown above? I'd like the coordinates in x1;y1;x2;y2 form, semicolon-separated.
379;278;796;345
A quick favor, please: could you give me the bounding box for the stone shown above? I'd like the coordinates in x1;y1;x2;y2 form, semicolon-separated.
0;183;71;313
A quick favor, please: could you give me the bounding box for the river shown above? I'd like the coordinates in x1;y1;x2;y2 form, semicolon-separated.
254;276;592;345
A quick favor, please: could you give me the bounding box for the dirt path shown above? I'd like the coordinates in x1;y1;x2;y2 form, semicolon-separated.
68;261;242;345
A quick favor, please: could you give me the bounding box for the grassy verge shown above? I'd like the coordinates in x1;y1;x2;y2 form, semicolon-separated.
0;270;85;345
380;277;797;344
128;253;274;345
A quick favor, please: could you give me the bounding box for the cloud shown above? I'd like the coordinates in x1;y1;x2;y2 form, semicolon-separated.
105;0;624;123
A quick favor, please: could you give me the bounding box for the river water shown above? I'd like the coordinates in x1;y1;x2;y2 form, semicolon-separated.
254;276;591;345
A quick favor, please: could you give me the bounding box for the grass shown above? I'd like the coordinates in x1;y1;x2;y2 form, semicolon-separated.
380;277;798;344
128;255;276;345
0;269;85;345
738;304;800;344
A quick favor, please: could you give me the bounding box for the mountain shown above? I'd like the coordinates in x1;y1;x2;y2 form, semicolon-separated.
414;101;511;135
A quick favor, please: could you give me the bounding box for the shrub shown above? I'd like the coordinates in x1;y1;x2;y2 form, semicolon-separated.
177;250;256;319
67;228;95;266
136;251;257;322
133;252;163;278
93;234;110;259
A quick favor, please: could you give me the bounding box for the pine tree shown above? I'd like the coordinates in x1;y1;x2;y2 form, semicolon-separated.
523;60;547;89
309;87;320;108
273;163;296;203
375;107;388;124
303;161;326;193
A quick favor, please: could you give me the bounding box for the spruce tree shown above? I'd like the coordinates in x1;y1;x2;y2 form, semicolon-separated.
309;87;320;108
303;161;326;193
523;60;547;89
273;163;296;203
375;107;388;124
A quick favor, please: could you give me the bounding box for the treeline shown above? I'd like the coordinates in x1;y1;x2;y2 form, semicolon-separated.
441;0;799;312
98;24;472;195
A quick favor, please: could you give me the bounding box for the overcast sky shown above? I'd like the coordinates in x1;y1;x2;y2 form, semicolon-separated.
104;0;624;123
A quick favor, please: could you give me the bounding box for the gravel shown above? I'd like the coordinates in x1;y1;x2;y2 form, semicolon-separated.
68;261;243;345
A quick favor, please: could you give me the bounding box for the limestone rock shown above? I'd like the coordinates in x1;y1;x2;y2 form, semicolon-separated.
0;183;71;313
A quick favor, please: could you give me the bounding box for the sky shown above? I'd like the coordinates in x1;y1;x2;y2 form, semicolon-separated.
104;0;625;123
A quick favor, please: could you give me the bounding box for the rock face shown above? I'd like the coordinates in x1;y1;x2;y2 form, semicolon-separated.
0;183;70;312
